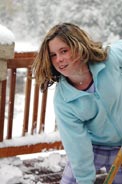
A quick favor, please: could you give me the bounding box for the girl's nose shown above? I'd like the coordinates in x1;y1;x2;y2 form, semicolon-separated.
56;54;63;63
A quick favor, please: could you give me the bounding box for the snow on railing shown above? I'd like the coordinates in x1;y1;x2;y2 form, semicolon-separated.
0;131;61;148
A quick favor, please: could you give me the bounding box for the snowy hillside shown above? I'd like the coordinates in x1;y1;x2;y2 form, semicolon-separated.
0;0;122;48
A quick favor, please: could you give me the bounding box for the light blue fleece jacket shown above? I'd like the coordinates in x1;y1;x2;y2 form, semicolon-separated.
53;40;122;184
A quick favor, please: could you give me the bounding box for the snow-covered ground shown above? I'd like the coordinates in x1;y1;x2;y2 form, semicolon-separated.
0;150;67;184
0;150;107;184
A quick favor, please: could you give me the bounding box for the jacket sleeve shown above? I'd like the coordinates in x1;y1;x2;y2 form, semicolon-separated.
110;39;122;67
54;98;96;184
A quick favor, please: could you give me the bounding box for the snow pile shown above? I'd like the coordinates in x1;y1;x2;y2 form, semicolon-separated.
0;165;23;184
0;24;15;45
37;152;66;172
0;157;23;184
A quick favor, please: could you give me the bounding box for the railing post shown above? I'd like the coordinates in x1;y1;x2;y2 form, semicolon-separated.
0;25;15;141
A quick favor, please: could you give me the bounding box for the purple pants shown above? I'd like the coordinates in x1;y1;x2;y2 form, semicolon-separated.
60;145;122;184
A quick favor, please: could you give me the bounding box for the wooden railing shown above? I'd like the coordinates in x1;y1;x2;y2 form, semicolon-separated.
0;51;63;158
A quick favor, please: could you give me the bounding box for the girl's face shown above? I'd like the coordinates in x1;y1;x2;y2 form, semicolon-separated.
48;37;82;77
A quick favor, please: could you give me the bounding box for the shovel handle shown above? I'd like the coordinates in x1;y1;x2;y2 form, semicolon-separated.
103;147;122;184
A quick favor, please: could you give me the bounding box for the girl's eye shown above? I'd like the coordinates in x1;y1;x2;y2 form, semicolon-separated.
61;49;67;53
50;53;56;58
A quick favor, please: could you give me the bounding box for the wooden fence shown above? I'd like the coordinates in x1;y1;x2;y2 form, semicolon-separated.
0;51;63;158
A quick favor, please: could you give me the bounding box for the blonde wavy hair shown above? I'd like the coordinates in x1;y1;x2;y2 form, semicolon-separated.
32;22;108;92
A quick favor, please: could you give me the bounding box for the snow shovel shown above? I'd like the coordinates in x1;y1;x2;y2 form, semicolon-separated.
103;146;122;184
